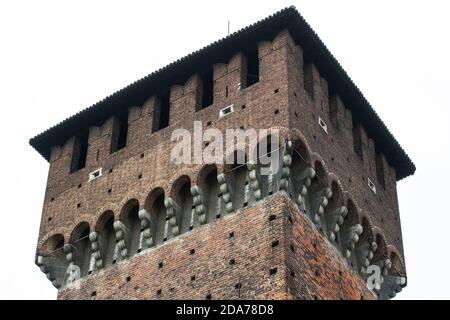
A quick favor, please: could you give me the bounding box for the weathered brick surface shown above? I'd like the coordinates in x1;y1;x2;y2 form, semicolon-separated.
34;28;406;299
284;197;375;300
57;194;374;300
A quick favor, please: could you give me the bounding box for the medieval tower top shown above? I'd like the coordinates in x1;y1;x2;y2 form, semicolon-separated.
30;7;414;300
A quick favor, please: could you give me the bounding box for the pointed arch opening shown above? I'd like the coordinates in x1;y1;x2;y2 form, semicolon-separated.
120;199;140;257
171;175;193;234
339;199;360;268
255;133;281;197
290;137;312;212
390;252;405;277
39;234;67;288
69;222;91;277
145;188;166;245
304;161;329;231
95;211;116;267
373;233;388;263
323;181;344;244
198;164;219;222
225;150;249;210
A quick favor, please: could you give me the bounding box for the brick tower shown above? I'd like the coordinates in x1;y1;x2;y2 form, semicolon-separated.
30;7;415;300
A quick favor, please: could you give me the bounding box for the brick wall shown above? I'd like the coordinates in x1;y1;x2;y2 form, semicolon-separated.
35;28;406;299
57;194;375;300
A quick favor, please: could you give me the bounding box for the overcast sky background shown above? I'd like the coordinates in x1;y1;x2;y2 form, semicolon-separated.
0;0;448;300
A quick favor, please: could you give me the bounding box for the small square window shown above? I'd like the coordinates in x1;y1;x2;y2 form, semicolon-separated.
368;178;377;194
89;168;102;181
219;104;234;119
318;116;328;134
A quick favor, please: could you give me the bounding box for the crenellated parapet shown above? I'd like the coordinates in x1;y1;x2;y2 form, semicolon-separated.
37;135;407;299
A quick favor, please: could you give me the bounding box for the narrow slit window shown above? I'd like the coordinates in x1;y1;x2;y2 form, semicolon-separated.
353;124;363;160
200;67;214;110
110;113;128;154
243;45;259;88
70;131;89;173
153;90;170;132
303;63;314;98
375;153;386;189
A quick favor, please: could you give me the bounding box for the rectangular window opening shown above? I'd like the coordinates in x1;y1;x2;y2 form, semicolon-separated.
153;90;170;132
353;124;363;160
375;153;386;189
110;112;128;154
244;45;259;88
89;168;102;181
200;67;214;110
70;130;89;173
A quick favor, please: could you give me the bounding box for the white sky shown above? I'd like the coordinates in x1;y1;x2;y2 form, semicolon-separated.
0;0;448;300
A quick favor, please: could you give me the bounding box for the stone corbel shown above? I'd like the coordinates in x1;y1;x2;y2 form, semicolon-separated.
356;241;378;272
191;185;207;225
295;167;316;213
113;220;129;260
63;244;76;265
164;197;181;237
341;224;363;259
325;206;348;241
247;162;262;201
217;173;234;214
380;275;406;299
138;208;153;250
36;255;61;289
278;141;293;193
311;186;332;225
88;232;103;273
